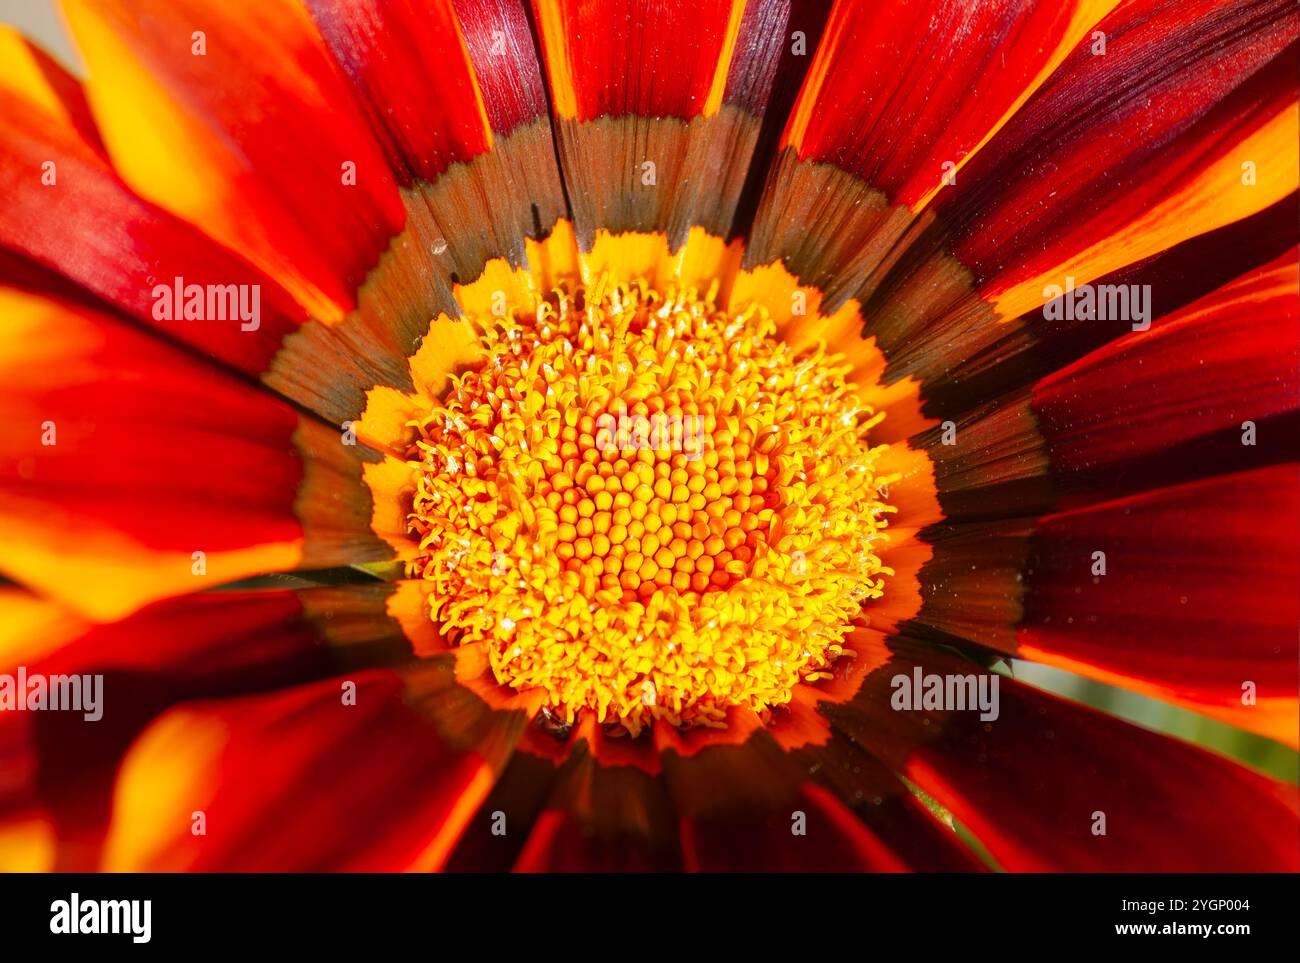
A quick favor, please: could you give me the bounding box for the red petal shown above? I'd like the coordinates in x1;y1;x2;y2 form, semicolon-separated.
0;26;101;149
793;738;987;871
445;749;558;871
0;83;306;374
532;0;746;121
62;0;406;323
722;0;835;236
0;288;305;619
782;0;1116;207
102;670;510;870
679;780;908;872
0;588;350;870
0;708;52;870
905;675;1299;871
534;0;804;241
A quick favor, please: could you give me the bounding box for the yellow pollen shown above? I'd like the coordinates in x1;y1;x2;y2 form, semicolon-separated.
405;279;896;734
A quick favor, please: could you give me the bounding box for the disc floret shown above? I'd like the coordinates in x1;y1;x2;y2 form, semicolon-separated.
405;279;895;734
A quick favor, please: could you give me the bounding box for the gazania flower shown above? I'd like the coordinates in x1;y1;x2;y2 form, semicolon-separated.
0;0;1296;873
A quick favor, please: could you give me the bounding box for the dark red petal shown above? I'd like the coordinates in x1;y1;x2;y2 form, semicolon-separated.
722;0;835;236
444;749;559;871
793;737;987;871
903;521;1033;654
860;0;1297;402
680;780;908;872
721;0;833;117
908;463;1298;745
938;0;1299;317
512;747;683;871
1019;466;1299;747
63;0;405;323
906;679;1300;871
663;735;908;871
377;721;978;871
305;0;494;182
0;709;51;869
910;393;1053;522
828;639;1300;871
0;592;54;867
452;0;553;134
1032;250;1299;474
782;0;1115;207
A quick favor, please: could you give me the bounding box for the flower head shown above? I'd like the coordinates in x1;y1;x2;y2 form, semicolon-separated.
0;0;1296;874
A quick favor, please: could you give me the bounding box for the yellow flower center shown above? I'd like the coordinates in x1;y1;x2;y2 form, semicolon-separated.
405;279;896;734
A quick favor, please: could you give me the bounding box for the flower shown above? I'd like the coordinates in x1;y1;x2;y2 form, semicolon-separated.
0;0;1296;872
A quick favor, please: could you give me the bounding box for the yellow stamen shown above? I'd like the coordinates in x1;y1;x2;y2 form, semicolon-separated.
405;279;895;734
